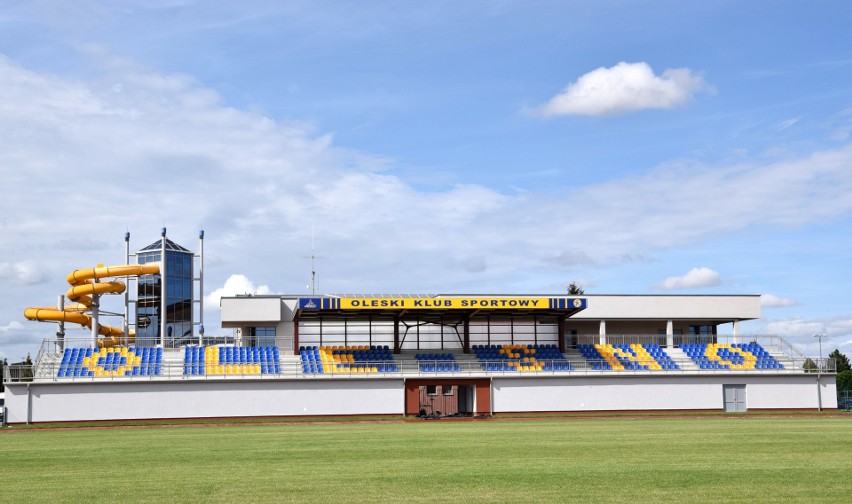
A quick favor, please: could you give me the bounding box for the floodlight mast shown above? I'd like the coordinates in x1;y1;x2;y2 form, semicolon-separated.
160;227;167;348
125;231;130;346
813;333;826;411
198;229;205;346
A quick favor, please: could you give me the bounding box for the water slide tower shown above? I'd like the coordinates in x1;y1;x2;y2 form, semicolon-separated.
131;228;205;347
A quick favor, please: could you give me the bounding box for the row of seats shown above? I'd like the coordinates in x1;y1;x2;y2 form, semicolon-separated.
681;343;784;370
578;344;612;370
578;344;680;371
301;345;399;374
599;343;680;371
416;353;461;372
472;344;573;372
57;347;163;377
644;344;680;370
183;346;281;376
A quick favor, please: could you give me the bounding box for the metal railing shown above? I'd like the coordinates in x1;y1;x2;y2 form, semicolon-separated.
6;334;836;385
5;355;838;384
838;390;852;412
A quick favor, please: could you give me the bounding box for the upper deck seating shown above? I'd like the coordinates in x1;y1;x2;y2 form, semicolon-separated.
57;346;162;377
184;345;280;376
306;345;398;374
681;342;784;370
416;353;461;372
578;344;612;370
643;344;680;370
578;343;679;371
473;344;572;372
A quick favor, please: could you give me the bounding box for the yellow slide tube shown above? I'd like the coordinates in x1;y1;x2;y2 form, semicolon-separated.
24;263;160;346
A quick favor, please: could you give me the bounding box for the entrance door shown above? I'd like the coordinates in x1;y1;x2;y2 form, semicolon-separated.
406;379;490;417
723;385;747;412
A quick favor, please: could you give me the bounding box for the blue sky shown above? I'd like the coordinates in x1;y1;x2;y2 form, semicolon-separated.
1;1;851;361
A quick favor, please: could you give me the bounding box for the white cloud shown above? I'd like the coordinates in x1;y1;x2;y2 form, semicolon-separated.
764;318;826;338
2;53;852;344
657;267;721;290
761;317;852;356
0;261;47;285
537;61;710;116
761;294;797;308
766;316;852;338
0;320;24;332
204;274;273;312
776;117;800;131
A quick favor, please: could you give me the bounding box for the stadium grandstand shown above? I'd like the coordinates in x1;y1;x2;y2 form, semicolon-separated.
2;232;839;425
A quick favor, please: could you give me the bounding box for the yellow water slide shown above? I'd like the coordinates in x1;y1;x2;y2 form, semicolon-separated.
24;263;160;347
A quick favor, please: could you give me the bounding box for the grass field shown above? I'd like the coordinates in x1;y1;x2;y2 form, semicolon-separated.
1;416;850;503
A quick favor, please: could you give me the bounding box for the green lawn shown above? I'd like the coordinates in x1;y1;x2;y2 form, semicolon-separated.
1;417;849;503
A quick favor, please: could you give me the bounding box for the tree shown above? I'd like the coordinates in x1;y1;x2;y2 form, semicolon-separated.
0;357;6;392
567;282;585;295
828;349;850;373
17;353;34;382
803;358;817;373
837;370;852;392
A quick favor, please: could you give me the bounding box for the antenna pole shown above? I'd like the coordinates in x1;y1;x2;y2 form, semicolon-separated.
311;230;316;295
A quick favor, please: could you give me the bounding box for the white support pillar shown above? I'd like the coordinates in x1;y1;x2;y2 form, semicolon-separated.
57;294;65;351
666;320;674;349
599;320;606;345
732;320;741;344
91;292;100;349
124;232;130;345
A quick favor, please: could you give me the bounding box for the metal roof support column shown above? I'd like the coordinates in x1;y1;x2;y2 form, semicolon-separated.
558;316;566;353
292;312;300;355
393;314;400;354
463;316;470;354
599;320;607;345
534;315;538;346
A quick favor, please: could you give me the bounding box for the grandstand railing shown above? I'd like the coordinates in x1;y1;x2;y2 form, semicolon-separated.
4;356;837;384
576;334;805;358
6;336;835;384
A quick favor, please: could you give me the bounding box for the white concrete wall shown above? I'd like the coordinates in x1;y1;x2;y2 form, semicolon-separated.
220;296;284;325
491;374;835;412
573;295;761;321
5;379;404;423
221;294;763;326
5;373;835;423
747;375;837;409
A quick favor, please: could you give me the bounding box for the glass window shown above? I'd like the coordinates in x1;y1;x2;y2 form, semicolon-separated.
249;326;276;347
